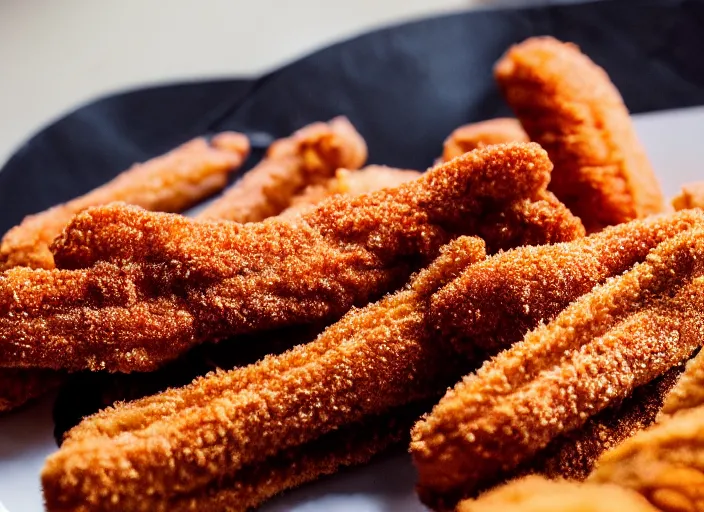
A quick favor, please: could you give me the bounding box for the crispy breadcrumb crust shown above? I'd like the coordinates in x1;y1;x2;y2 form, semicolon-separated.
412;227;704;509
0;134;249;271
457;476;659;512
442;118;528;162
495;37;664;231
198;117;367;222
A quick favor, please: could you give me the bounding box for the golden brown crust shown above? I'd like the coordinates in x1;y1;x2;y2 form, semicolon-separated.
495;37;664;231
43;236;488;512
0;134;249;413
457;476;660;512
442;118;528;162
525;365;682;481
282;165;421;216
659;350;704;420
432;210;704;361
0;134;249;271
198;117;367;222
412;227;704;509
166;404;424;512
591;406;704;511
0;143;578;373
672;182;704;211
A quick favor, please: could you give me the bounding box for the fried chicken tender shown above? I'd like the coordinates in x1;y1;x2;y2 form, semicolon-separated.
495;37;664;231
591;405;704;511
526;366;682;481
411;228;704;509
282;165;421;216
43;236;488;512
672;182;704;211
0;134;250;412
0;143;581;373
441;118;528;162
165;403;425;512
659;350;704;420
432;210;704;361
457;476;660;512
198;117;367;222
0;133;249;271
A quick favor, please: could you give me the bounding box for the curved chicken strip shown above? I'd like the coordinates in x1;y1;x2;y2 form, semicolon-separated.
525;366;682;481
457;476;659;512
432;210;704;361
412;228;704;509
591;406;704;512
0;133;250;412
442;118;528;162
198;117;367;221
672;182;704;211
0;143;580;373
0;133;249;271
495;36;664;231
659;350;704;420
60;191;580;445
165;403;425;512
282;165;421;216
43;236;488;511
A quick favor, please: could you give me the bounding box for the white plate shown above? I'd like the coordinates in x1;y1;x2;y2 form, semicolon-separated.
1;106;703;511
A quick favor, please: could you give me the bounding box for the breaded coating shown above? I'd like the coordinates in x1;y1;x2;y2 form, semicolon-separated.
591;406;704;511
0;144;580;372
495;37;664;231
660;350;704;420
0;134;249;413
411;228;704;509
43;237;488;512
457;476;659;512
432;210;704;361
526;366;682;481
673;182;704;211
166;404;425;512
198;117;367;222
0;368;65;412
441;118;528;162
0;134;249;271
282;165;421;216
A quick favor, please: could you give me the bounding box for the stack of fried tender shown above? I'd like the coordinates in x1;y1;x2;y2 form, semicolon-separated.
2;35;704;512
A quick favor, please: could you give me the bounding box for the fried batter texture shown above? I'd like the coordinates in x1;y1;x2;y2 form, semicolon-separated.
660;350;704;420
198;117;367;221
0;143;582;373
43;236;488;512
441;118;528;162
432;210;704;360
526;366;683;481
282;165;420;216
164;403;426;512
0;134;250;412
589;349;704;511
412;228;704;509
495;37;664;230
457;476;660;512
591;405;704;511
0;134;249;271
673;182;704;211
